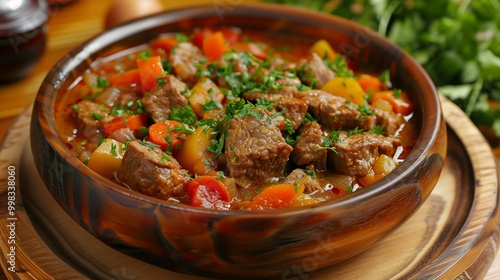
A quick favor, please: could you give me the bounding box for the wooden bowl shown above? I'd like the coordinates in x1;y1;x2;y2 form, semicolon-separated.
30;3;447;278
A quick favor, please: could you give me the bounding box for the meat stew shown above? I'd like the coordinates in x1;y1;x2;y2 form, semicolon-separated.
55;27;418;210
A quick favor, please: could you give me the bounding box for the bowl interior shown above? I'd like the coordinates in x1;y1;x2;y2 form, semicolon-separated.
35;3;443;215
31;3;446;278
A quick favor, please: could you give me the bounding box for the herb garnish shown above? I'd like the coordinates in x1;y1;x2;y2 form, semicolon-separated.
303;112;317;124
357;100;375;120
347;127;364;137
324;54;354;78
201;99;223;113
110;142;118;157
319;130;340;153
139;140;161;150
283;119;297;146
369;125;386;135
91;113;104;121
96;76;109;88
170;106;198;126
304;169;317;178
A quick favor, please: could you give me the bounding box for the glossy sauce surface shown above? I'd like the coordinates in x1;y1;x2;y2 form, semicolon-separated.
55;27;418;210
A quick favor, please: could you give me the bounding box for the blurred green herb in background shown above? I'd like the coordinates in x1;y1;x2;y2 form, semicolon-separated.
266;0;500;140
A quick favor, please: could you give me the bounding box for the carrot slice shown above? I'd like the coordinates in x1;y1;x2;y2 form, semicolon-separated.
371;90;414;115
148;120;187;154
186;175;231;209
136;55;164;93
193;27;241;49
359;172;385;187
102;114;147;135
203;31;228;61
248;184;305;210
357;74;384;93
108;69;141;88
150;36;178;55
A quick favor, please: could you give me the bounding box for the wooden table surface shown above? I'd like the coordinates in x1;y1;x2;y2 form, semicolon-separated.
1;0;499;279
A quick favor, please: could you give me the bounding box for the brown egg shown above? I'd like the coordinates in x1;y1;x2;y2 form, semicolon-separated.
105;0;164;29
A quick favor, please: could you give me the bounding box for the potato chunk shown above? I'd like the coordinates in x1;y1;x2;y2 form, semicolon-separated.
86;138;125;175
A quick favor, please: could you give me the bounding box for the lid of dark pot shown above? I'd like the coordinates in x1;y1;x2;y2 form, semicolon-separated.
0;0;49;37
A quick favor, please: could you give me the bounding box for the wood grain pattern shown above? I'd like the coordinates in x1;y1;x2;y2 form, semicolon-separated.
0;97;498;279
0;0;500;279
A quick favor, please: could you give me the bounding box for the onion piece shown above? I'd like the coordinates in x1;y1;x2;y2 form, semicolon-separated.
83;71;98;88
95;87;121;107
80;150;92;163
110;127;136;143
325;173;355;192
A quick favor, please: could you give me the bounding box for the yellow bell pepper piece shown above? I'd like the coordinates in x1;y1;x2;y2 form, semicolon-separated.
292;193;320;207
321;77;366;106
373;154;397;175
176;127;215;175
86;138;125;175
309;39;336;60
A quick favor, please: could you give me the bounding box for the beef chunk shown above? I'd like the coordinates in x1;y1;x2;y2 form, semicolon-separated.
276;77;302;87
75;99;112;142
116;141;191;200
328;132;400;177
216;52;260;88
268;85;299;97
274;97;308;130
242;92;308;130
294;90;375;131
282;168;322;194
267;77;302;97
374;108;405;136
225;115;293;188
169;42;203;86
298;53;335;88
141;74;189;122
291;122;327;170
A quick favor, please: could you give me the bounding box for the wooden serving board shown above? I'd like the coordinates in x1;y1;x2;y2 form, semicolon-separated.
0;97;499;279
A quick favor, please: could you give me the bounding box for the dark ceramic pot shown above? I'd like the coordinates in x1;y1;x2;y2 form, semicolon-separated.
31;3;447;279
0;0;48;83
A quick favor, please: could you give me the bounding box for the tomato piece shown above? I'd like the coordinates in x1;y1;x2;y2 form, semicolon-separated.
136;55;164;93
186;176;231;209
102;114;147;135
331;187;347;198
192;27;212;49
248;184;305;210
218;27;241;44
148;120;188;154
